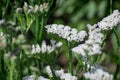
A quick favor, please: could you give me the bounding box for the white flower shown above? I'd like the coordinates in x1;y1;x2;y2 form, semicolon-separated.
23;75;49;80
98;10;120;30
41;41;47;53
22;75;35;80
55;69;78;80
45;66;53;77
60;73;77;80
45;24;87;42
47;46;54;53
55;42;62;47
31;45;36;54
38;76;49;80
55;69;64;77
36;44;41;53
71;44;88;56
77;31;87;41
31;40;62;54
84;68;113;80
91;44;101;54
19;2;49;14
72;24;104;56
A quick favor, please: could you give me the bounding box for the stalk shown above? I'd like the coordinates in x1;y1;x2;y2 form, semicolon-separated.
114;64;120;80
68;42;73;75
39;15;44;42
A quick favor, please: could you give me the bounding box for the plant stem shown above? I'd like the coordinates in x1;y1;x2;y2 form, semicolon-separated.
39;15;44;42
114;64;120;80
10;59;14;80
110;0;112;14
36;17;39;41
68;42;73;75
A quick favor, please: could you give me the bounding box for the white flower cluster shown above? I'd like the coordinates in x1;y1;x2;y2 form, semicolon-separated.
84;68;113;80
72;24;104;56
23;75;49;80
55;69;78;80
16;2;49;13
45;66;53;77
72;10;120;56
0;32;6;48
38;76;49;80
24;2;48;13
31;40;62;54
98;10;120;30
23;75;35;80
45;24;87;42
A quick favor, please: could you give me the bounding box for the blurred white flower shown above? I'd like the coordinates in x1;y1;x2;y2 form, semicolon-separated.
31;40;62;54
55;69;78;80
23;75;35;80
55;42;62;47
22;2;49;14
38;76;49;80
84;68;113;80
45;66;53;77
23;75;50;80
55;69;64;77
41;41;47;53
36;44;41;53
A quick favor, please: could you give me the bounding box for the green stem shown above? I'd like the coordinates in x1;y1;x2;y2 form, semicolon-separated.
113;29;120;49
114;64;120;80
68;42;73;75
39;15;44;42
110;0;112;14
10;59;14;80
36;17;39;41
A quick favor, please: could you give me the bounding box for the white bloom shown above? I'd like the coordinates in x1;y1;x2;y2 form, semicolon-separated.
60;73;77;80
55;42;62;47
71;44;88;56
98;10;120;30
92;44;101;54
23;75;49;80
31;45;36;54
22;75;35;80
55;69;78;80
20;2;49;14
77;31;87;41
84;68;113;80
47;46;54;53
45;66;53;77
38;76;49;80
36;44;41;53
41;41;47;53
55;69;64;77
45;24;87;42
72;24;104;56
